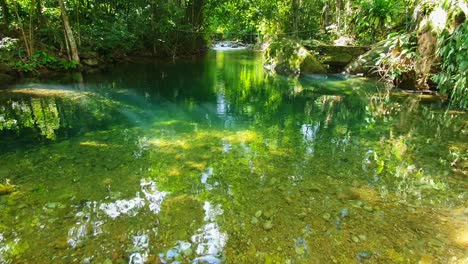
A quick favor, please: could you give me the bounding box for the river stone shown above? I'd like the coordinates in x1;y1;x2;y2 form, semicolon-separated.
255;210;262;218
251;217;259;225
263;221;273;231
295;247;305;255
82;58;100;67
357;251;372;260
306;183;322;192
352;236;360;243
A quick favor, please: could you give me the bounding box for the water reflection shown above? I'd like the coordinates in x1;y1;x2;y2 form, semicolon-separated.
0;88;134;151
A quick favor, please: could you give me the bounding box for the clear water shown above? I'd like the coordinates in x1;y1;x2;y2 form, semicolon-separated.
0;51;467;264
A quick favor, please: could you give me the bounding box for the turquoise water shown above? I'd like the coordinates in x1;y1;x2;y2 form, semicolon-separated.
0;51;467;263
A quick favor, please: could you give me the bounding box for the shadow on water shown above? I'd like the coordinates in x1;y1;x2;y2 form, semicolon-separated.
0;50;467;263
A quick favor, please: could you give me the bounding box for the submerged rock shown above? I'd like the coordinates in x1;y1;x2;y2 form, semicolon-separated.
255;210;263;218
357;251;373;261
263;39;327;76
263;221;273;231
251;217;259;225
322;213;331;221
352;236;360;243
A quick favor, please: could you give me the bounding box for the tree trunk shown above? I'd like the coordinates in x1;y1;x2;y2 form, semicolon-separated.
291;0;298;38
151;0;157;55
29;0;35;56
12;2;32;57
36;0;44;26
58;0;80;63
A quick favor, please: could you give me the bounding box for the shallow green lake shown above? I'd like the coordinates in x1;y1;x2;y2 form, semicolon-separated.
0;51;467;264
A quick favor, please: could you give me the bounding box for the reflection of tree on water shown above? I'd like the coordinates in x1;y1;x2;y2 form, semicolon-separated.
0;89;130;150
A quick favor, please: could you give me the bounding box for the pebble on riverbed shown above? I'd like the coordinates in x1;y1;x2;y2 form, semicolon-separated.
263;221;273;230
251;217;259;224
255;210;262;218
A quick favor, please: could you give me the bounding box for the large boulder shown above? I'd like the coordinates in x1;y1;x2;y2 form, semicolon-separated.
344;40;388;76
79;52;100;67
302;42;370;72
263;39;327;76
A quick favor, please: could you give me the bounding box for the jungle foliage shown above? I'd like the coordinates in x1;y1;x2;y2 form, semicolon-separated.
0;0;466;108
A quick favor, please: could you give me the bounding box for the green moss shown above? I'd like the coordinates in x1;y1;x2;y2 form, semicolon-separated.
263;39;326;76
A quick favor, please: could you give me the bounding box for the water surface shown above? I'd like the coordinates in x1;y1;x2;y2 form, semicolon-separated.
0;51;467;263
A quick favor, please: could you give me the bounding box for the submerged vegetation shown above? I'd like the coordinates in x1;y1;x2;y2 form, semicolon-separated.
0;51;467;263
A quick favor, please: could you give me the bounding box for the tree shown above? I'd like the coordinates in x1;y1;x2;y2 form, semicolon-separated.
0;0;10;32
58;0;79;63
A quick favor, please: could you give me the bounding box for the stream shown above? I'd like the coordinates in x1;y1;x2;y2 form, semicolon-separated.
0;50;467;263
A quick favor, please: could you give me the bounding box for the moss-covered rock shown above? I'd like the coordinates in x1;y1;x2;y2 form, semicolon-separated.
345;40;388;76
263;39;326;76
302;43;370;72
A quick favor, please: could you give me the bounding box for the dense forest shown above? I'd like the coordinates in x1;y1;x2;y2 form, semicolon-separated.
0;0;467;107
1;1;468;263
